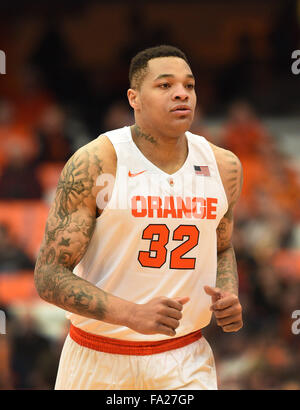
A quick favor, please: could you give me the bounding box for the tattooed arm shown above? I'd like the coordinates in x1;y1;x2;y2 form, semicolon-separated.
204;146;243;332
34;140;134;326
34;138;187;337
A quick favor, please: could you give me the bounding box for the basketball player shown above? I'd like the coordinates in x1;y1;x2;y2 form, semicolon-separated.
34;45;243;390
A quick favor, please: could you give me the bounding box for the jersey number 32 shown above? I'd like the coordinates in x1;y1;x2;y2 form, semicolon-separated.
138;224;199;269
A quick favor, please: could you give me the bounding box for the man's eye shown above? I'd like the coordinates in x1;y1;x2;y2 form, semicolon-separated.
159;83;170;89
186;84;195;89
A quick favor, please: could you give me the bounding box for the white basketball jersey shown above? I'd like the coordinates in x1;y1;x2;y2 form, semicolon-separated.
67;126;228;341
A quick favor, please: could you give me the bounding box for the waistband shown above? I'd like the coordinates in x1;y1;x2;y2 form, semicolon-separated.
69;324;202;356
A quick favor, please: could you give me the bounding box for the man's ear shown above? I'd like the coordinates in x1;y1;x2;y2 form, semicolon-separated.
127;88;140;110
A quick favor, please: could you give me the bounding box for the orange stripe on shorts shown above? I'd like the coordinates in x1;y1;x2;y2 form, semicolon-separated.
69;324;202;356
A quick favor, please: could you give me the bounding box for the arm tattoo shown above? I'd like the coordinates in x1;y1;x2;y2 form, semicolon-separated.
224;150;243;201
46;151;97;244
215;151;242;295
216;208;238;295
34;148;109;321
35;261;108;320
217;245;238;295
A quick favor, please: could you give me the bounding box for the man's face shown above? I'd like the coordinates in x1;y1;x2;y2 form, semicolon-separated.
129;57;197;136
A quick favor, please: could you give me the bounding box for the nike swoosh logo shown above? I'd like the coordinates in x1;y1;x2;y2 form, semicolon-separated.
128;170;146;177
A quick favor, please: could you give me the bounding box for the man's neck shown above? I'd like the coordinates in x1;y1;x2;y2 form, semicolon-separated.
130;124;188;174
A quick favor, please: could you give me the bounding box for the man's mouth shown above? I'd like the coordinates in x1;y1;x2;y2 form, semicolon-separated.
171;106;192;114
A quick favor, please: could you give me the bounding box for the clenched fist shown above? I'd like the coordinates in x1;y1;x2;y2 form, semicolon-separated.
204;286;243;332
128;296;190;337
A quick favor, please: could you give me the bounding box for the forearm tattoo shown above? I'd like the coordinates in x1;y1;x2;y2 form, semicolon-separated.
217;245;238;295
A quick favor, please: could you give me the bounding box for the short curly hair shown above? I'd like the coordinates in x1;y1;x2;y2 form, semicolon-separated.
129;45;190;89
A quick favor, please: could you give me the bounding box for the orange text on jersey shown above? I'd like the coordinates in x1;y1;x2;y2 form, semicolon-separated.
131;196;218;219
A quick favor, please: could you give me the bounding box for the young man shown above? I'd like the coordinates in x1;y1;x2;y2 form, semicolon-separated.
34;45;243;390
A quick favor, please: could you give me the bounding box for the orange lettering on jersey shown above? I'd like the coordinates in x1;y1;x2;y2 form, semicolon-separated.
207;197;218;219
163;197;177;218
131;196;218;219
176;197;192;219
192;197;206;219
131;196;147;217
148;196;163;218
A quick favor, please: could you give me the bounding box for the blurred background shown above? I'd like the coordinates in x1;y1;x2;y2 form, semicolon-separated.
0;0;300;390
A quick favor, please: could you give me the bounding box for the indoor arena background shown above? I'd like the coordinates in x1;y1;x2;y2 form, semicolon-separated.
0;0;300;390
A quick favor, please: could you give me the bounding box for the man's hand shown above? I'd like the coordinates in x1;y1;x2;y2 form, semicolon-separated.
204;285;243;332
128;296;190;337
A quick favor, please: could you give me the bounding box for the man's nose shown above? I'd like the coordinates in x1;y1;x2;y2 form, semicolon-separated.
173;85;189;101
